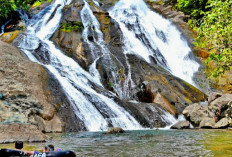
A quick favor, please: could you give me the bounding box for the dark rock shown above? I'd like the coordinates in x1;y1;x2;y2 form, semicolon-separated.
123;101;175;128
106;127;125;134
171;121;190;129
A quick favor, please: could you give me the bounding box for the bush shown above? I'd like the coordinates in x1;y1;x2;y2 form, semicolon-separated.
176;0;208;19
0;0;42;22
194;0;232;77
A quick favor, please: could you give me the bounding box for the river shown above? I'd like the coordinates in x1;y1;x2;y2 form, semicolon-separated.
1;129;232;157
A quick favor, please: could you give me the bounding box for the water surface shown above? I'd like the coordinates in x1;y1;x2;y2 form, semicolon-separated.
1;130;232;157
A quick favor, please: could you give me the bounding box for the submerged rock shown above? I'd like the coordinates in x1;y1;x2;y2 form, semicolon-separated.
171;121;190;129
106;127;125;134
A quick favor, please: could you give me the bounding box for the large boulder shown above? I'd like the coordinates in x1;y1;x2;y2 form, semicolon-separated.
171;121;190;129
209;94;232;107
183;103;214;127
209;94;232;121
214;118;231;129
208;92;222;104
199;117;215;128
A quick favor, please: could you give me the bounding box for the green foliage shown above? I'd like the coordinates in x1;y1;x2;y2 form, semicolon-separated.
195;0;232;77
0;0;49;22
0;0;17;19
176;0;208;19
32;0;45;8
171;0;231;77
60;21;84;32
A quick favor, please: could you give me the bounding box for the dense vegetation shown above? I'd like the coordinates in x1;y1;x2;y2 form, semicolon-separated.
172;0;231;77
0;0;51;24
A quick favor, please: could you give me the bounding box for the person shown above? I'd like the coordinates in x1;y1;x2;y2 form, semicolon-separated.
43;144;55;152
14;141;28;156
15;141;23;150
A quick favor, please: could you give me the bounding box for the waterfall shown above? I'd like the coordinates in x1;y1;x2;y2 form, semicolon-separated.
14;0;141;131
109;0;200;85
81;0;133;99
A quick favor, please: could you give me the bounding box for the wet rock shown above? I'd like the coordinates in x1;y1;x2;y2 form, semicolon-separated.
0;30;21;43
215;118;231;129
106;127;125;134
171;121;190;129
124;101;174;128
183;103;214;127
130;55;207;114
153;93;177;115
0;123;46;143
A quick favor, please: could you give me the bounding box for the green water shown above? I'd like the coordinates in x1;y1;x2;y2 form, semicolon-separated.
1;129;232;157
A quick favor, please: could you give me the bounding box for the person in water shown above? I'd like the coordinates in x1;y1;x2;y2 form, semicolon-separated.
43;144;55;152
15;141;23;150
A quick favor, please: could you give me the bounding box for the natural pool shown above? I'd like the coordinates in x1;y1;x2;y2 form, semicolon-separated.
1;129;232;157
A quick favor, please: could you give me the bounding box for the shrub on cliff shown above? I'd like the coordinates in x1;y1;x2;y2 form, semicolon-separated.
194;0;232;77
0;0;38;22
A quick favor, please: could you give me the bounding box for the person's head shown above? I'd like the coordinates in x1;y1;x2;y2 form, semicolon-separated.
43;144;54;152
15;141;23;150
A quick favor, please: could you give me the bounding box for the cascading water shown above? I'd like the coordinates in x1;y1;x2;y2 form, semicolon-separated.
81;0;133;99
109;0;200;85
14;0;141;131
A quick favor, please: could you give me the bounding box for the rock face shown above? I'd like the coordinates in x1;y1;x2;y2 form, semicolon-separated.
106;127;125;134
0;41;67;142
0;41;55;121
123;101;176;128
0;123;46;143
171;121;190;129
183;93;232;129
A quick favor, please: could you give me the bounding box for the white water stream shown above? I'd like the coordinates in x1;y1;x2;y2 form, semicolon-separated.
109;0;200;85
